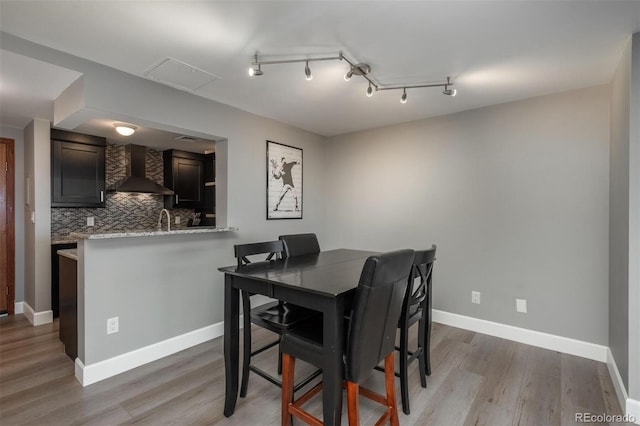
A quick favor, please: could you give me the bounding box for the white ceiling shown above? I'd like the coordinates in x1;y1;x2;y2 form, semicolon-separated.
0;1;639;137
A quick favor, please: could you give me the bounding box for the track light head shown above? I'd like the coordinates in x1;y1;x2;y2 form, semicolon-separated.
443;76;455;96
304;61;312;81
344;69;353;81
248;64;263;77
366;83;373;97
443;86;456;96
400;89;408;104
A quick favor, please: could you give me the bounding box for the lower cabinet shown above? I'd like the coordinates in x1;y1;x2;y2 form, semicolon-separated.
51;242;76;318
58;254;77;360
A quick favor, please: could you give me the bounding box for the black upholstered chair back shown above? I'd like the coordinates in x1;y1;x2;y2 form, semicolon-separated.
278;233;320;258
345;249;415;383
234;240;284;268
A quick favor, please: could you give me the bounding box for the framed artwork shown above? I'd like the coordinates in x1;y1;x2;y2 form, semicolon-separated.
267;140;302;219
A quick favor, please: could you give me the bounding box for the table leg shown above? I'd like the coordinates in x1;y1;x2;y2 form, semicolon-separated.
224;274;240;417
322;298;344;426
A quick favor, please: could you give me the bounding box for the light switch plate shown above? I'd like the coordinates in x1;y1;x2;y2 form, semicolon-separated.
87;217;95;227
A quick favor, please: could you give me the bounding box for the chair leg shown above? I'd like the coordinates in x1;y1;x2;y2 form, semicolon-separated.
426;282;432;376
240;291;252;398
385;353;400;426
277;337;283;375
281;353;295;426
399;321;410;415
346;381;360;426
417;316;427;388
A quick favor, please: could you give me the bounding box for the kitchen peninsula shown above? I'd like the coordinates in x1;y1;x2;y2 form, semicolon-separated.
67;226;237;386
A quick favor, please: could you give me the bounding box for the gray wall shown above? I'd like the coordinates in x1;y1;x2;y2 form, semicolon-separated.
0;126;25;304
628;32;640;404
609;35;631;391
325;85;610;345
608;32;640;402
23;119;51;313
3;33;327;334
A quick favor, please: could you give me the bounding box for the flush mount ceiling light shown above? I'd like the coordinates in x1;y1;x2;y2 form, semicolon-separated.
114;123;137;136
248;51;455;104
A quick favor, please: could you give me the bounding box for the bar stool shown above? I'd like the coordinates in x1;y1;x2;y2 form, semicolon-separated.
280;249;415;425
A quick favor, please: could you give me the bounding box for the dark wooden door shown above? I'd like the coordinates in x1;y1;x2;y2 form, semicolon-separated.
0;138;15;315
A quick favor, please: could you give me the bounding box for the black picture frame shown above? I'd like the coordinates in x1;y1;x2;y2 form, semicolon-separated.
266;140;303;219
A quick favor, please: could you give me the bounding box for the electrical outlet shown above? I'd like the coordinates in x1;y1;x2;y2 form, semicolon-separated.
175;216;181;225
471;291;481;304
107;317;119;334
87;216;95;227
516;299;527;313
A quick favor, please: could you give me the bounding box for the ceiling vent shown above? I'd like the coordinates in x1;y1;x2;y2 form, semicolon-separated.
144;57;219;92
175;135;199;142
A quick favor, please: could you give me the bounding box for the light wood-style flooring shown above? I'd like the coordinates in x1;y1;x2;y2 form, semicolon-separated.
0;314;627;425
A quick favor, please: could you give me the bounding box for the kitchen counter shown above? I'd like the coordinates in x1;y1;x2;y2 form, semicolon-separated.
70;226;237;240
52;237;78;245
58;248;78;260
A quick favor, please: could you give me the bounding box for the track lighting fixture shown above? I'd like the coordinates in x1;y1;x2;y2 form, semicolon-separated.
304;61;312;81
248;51;455;102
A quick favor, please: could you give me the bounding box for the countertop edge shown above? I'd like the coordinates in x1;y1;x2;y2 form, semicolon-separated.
70;226;238;240
57;248;78;261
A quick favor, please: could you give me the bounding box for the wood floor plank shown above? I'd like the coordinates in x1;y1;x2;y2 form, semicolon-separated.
413;367;484;425
513;347;562;426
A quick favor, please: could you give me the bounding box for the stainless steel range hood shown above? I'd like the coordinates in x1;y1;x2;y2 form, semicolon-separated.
107;144;174;195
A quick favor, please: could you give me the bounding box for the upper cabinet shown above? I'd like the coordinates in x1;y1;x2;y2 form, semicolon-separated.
163;149;205;209
51;129;106;208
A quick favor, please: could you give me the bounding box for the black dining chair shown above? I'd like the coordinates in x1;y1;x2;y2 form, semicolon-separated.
376;244;436;414
278;233;321;258
234;241;321;397
280;249;415;426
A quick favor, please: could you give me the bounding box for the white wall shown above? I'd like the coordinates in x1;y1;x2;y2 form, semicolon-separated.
325;85;610;345
0;126;25;305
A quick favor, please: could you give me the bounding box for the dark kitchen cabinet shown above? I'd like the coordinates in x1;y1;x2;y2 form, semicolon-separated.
51;129;106;208
202;152;216;226
51;242;77;318
58;253;77;360
163;149;204;209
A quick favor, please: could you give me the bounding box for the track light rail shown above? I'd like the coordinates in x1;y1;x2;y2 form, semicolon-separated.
248;51;456;102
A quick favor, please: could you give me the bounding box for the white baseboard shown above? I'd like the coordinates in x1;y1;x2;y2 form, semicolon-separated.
22;302;53;326
628;398;640;425
606;348;633;420
14;301;24;314
75;320;225;386
432;309;608;362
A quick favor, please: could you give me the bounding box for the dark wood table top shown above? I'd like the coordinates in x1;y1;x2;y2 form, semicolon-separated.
218;249;379;296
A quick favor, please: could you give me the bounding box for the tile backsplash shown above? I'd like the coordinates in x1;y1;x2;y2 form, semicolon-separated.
51;143;194;239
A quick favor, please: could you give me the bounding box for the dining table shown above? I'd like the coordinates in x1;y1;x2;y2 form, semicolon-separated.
218;248;379;426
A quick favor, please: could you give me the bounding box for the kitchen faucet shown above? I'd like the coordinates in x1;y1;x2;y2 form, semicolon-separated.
158;209;171;232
